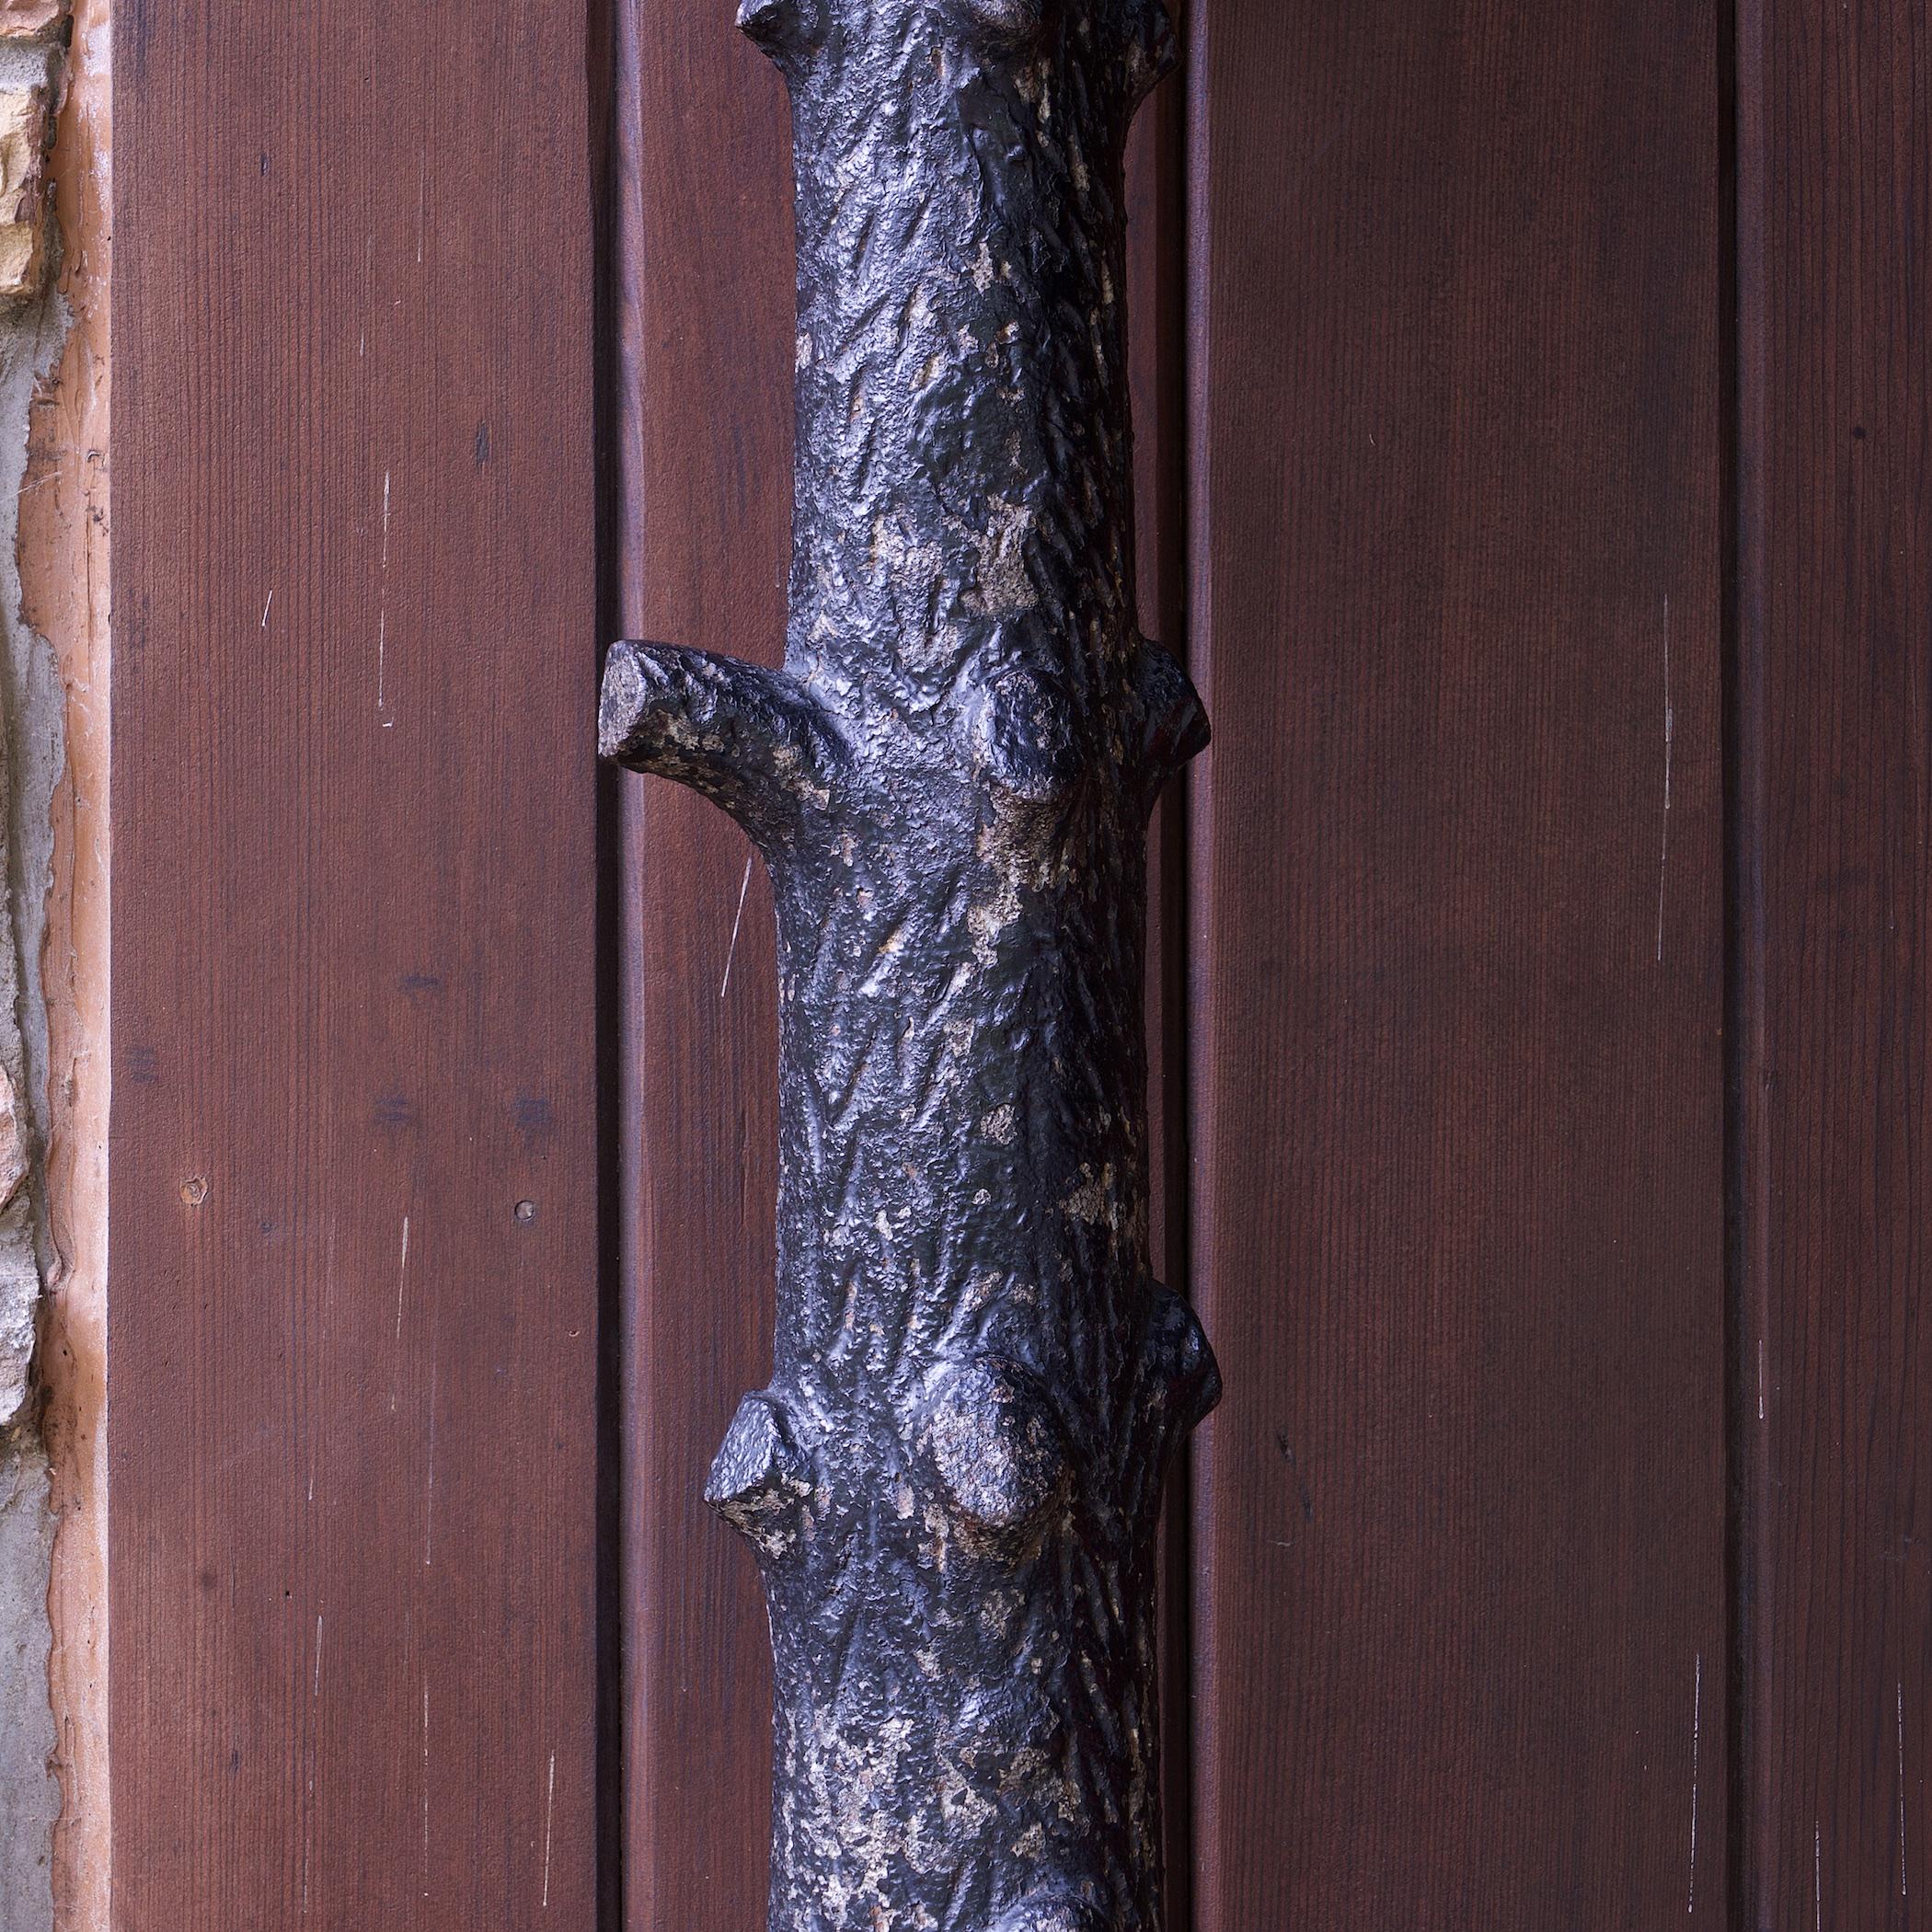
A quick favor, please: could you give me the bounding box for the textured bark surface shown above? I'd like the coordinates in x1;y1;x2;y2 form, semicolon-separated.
601;4;1216;1929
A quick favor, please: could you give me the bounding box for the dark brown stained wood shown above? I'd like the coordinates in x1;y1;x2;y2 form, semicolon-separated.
1130;17;1192;1302
109;6;601;1927
1185;2;1728;1925
1125;40;1198;1932
1735;3;1932;1925
612;6;792;1926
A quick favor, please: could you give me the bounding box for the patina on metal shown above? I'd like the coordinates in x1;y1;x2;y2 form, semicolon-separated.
600;2;1219;1926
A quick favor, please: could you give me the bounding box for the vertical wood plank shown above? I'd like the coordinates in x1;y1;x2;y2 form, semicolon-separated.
612;6;792;1927
1736;2;1932;1924
1186;2;1729;1924
109;5;602;1926
1126;40;1198;1931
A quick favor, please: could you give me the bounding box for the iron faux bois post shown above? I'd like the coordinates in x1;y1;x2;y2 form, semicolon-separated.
601;4;1220;1927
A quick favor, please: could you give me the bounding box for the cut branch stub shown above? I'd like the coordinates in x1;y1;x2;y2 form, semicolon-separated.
707;1392;818;1556
602;4;1217;1929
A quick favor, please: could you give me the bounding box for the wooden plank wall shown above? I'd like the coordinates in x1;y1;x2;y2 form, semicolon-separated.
1737;0;1932;1925
109;4;603;1925
1184;1;1730;1925
107;1;1932;1926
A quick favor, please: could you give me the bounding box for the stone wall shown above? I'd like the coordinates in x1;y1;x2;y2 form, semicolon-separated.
0;2;108;1926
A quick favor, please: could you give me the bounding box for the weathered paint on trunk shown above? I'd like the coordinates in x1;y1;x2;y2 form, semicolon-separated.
601;5;1217;1927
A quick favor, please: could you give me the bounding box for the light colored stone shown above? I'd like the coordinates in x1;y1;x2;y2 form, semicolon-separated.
0;86;47;301
0;23;80;1932
22;3;109;1918
0;1068;29;1212
0;1444;54;1932
0;1075;33;1432
0;2;63;42
0;86;48;301
0;1282;28;1433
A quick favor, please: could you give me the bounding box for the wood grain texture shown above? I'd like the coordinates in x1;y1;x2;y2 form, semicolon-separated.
612;6;791;1926
1185;2;1729;1924
1126;42;1198;1932
109;6;601;1926
1736;2;1932;1925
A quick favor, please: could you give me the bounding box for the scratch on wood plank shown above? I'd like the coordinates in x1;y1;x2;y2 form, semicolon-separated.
1902;1681;1909;1898
314;1614;323;1698
422;1677;431;1899
1815;1819;1823;1931
424;1349;438;1568
261;589;273;630
720;853;754;1002
378;469;393;724
301;1700;316;1911
1687;1651;1701;1913
542;1749;556;1908
1656;592;1673;965
390;1213;410;1412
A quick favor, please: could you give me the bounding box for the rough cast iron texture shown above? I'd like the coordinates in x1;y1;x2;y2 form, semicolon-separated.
601;4;1220;1927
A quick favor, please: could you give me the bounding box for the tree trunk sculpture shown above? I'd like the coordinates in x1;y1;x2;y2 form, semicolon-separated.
600;4;1220;1927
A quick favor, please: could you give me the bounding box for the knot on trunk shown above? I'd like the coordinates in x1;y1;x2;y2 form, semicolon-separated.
965;665;1081;806
923;1355;1068;1540
707;1391;816;1554
1133;638;1211;797
958;637;1207;825
1140;1282;1221;1464
948;0;1053;46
